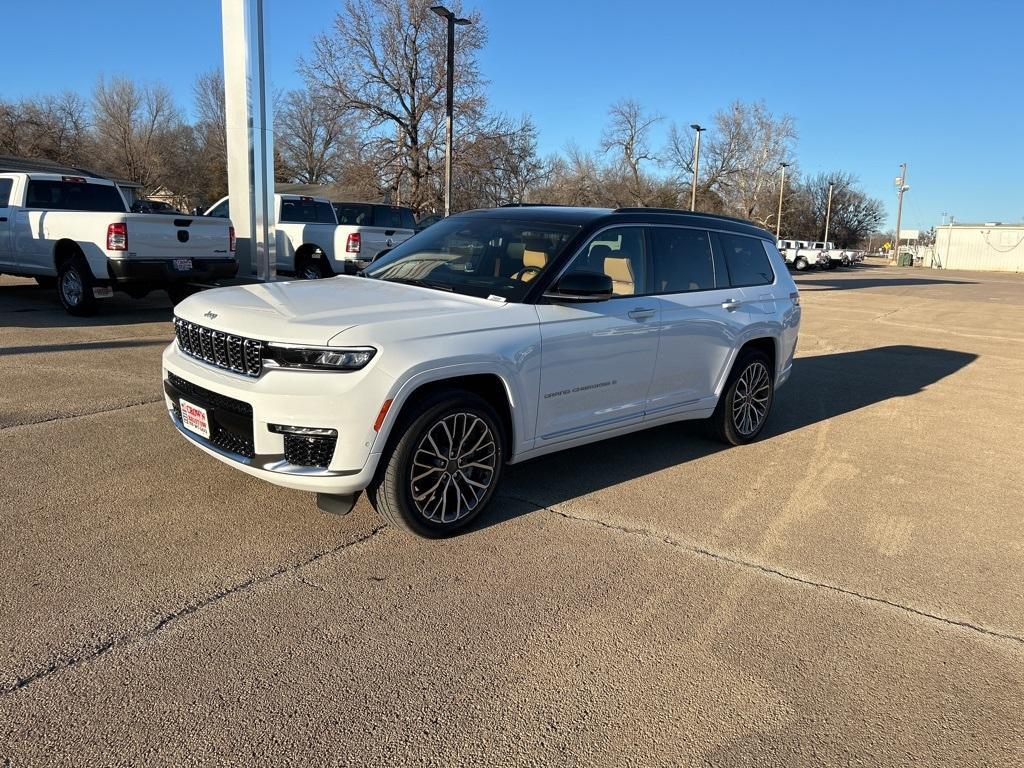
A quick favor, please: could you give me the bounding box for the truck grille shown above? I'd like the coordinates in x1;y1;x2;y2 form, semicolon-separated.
174;317;263;377
283;433;337;469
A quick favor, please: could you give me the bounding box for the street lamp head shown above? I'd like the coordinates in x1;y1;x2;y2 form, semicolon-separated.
690;123;705;132
779;161;790;169
431;5;452;18
455;17;472;25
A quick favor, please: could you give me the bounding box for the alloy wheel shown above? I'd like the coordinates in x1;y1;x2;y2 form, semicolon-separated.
732;361;771;436
61;269;83;306
409;412;498;525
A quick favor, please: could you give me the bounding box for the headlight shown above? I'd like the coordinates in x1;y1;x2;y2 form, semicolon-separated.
265;344;376;371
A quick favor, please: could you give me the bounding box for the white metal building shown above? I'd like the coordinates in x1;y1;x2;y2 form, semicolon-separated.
932;223;1024;272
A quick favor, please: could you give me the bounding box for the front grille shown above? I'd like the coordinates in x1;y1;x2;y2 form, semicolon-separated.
283;433;337;468
174;317;263;377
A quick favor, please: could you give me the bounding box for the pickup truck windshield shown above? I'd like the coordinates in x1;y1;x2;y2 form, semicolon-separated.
363;216;580;302
25;180;126;213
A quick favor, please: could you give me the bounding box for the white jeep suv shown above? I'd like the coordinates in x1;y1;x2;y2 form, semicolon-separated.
162;206;801;537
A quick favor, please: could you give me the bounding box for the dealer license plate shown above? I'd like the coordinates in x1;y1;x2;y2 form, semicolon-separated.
173;258;193;271
179;398;210;439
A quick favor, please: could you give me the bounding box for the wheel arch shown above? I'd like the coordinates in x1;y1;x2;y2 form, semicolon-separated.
377;370;518;462
53;238;85;269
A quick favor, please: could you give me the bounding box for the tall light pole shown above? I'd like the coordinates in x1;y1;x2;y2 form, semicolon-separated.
823;182;835;245
775;162;789;239
431;5;472;218
893;162;909;263
689;123;706;211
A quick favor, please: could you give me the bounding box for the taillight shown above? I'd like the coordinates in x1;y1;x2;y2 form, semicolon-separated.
790;291;801;306
229;226;236;253
346;232;361;253
107;222;128;251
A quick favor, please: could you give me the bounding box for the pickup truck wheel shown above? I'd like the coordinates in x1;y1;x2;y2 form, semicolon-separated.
706;350;774;446
794;256;808;271
298;257;332;280
35;276;57;288
368;391;504;538
57;257;97;316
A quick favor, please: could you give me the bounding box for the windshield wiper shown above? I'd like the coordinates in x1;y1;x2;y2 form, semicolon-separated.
380;277;453;292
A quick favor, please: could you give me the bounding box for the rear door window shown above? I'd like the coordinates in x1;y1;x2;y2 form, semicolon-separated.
718;233;775;287
207;199;230;218
372;205;416;230
0;178;12;207
650;227;716;293
25;179;126;212
280;199;336;224
332;203;372;225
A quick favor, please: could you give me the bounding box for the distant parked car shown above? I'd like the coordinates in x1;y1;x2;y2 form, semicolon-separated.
415;212;443;232
132;199;182;215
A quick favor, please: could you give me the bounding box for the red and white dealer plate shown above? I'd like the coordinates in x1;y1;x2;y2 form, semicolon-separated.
179;398;211;439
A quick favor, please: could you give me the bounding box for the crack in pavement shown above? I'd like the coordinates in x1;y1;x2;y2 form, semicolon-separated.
0;398;164;432
499;494;1024;650
0;525;387;698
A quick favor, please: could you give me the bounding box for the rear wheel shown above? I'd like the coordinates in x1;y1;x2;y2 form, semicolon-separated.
367;391;504;537
794;256;808;271
707;349;774;446
298;254;332;280
57;257;97;316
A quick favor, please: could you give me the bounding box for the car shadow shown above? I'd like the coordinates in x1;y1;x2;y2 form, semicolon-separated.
795;276;976;291
476;345;977;531
0;280;175;329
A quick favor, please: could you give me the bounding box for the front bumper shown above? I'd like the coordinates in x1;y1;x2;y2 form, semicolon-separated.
161;341;395;495
107;257;238;286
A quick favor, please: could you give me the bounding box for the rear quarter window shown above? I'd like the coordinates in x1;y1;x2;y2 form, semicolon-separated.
718;233;775;287
0;178;12;207
333;203;372;225
373;205;416;230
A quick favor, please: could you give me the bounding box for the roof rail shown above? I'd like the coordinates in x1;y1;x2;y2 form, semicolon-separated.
499;202;566;208
611;207;763;229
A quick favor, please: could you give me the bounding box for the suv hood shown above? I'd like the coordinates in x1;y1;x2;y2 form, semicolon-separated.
175;275;505;345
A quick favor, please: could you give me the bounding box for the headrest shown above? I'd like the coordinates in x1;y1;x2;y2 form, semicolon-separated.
604;255;634;282
523;248;548;269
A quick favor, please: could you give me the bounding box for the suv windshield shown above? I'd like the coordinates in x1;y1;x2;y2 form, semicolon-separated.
363;216;580;302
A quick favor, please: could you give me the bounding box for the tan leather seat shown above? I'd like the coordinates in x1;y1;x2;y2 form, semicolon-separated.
604;255;635;295
512;239;550;282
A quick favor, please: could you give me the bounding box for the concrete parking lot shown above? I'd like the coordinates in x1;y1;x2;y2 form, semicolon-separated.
2;262;1022;766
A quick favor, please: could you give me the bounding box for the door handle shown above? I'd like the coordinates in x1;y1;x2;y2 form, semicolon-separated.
628;307;657;321
721;298;742;311
384;229;395;236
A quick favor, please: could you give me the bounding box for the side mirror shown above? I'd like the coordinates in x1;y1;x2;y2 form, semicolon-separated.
544;271;613;302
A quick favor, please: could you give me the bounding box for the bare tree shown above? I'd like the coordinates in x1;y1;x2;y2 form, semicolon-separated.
192;70;228;205
600;99;662;205
302;0;486;212
666;100;796;224
91;76;184;189
0;92;88;166
275;88;354;184
452;113;549;209
786;171;884;246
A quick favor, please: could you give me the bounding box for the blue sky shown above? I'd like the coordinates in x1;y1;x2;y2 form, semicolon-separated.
3;0;1022;229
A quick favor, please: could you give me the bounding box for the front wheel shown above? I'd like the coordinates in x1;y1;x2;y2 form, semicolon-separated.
706;350;775;446
794;257;808;271
57;257;97;316
367;392;504;537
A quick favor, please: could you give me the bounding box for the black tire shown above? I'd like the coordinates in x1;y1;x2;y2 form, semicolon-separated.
166;284;193;304
367;390;505;538
35;276;57;288
297;254;332;280
57;256;98;317
706;349;775;446
794;257;808;271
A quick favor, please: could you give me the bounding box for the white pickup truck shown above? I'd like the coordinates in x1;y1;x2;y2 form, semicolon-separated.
0;172;237;315
204;194;415;279
777;239;827;271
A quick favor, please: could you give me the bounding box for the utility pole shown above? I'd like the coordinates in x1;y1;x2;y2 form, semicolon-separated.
775;162;789;239
893;162;908;264
431;5;472;218
689;124;705;211
823;182;835;245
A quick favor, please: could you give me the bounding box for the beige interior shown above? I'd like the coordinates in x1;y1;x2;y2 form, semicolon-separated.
604;255;635;295
513;239;550;282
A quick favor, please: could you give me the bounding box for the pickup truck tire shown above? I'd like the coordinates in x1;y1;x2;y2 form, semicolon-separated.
35;276;57;288
367;390;504;538
297;254;332;280
57;256;98;316
794;257;808;271
706;349;774;446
